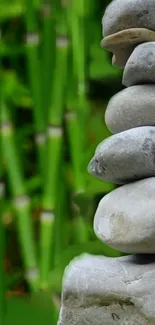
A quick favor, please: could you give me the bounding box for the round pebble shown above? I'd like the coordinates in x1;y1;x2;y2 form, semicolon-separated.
94;177;155;253
88;126;155;184
105;85;155;133
123;42;155;87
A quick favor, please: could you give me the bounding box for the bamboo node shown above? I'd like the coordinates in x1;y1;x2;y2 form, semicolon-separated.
77;81;87;95
75;189;85;195
47;125;63;138
0;182;5;198
25;33;40;46
13;195;30;208
65;111;76;121
40;4;52;17
56;36;70;48
40;210;55;223
35;133;46;145
1;121;13;135
25;268;39;281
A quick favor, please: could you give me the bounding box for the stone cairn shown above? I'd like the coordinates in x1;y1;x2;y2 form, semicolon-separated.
58;1;155;324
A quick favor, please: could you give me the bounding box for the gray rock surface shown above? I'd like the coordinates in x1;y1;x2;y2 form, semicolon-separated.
105;85;155;133
123;42;155;87
88;126;155;184
58;254;155;324
102;0;155;37
94;177;155;253
101;28;155;68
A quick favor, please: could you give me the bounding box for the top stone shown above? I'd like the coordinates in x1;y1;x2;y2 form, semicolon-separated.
102;0;155;37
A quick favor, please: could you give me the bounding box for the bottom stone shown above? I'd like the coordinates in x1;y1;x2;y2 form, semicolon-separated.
58;254;155;325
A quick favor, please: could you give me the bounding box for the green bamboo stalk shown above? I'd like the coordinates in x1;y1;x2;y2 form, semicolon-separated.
65;110;85;194
0;184;5;325
0;128;6;325
53;163;68;265
39;20;69;289
0;99;38;292
65;1;89;243
41;0;56;122
69;2;87;108
67;0;89;148
0;58;6;325
65;76;89;243
25;0;46;175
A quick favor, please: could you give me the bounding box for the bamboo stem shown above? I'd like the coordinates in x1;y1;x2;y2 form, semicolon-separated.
1;100;38;292
41;0;56;122
54;162;68;265
25;0;46;175
65;111;85;193
0;120;6;325
39;25;69;290
65;1;89;242
0;182;5;325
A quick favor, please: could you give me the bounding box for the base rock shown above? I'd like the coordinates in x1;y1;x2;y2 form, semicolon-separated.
58;254;155;324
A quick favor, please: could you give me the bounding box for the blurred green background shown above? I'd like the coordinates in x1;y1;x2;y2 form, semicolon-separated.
0;0;124;324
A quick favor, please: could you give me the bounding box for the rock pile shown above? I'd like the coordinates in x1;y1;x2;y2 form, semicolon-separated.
58;0;155;323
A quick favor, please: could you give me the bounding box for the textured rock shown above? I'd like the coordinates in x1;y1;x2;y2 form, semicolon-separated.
105;85;155;133
94;177;155;253
101;28;155;68
58;254;155;324
123;42;155;87
102;0;155;37
88;126;155;184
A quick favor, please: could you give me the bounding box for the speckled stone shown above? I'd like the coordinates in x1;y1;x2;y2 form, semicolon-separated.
58;253;155;324
94;177;155;253
88;126;155;184
102;0;155;37
101;28;155;68
123;42;155;87
105;85;155;133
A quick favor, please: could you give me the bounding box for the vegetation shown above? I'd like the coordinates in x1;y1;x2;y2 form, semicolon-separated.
0;0;123;324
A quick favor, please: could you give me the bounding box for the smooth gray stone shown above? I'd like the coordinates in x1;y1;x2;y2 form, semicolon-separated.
123;42;155;87
105;85;155;133
94;177;155;253
88;126;155;184
58;254;155;324
102;0;155;37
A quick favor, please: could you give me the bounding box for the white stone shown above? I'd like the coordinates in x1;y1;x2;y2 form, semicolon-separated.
94;177;155;253
123;42;155;87
58;254;155;324
88;126;155;184
105;85;155;133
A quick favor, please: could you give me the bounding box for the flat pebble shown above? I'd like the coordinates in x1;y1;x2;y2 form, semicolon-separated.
94;177;155;253
123;42;155;87
105;85;155;133
103;0;155;37
88;126;155;184
101;28;155;68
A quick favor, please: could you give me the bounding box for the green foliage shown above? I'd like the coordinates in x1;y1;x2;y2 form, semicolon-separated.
5;295;58;325
0;0;122;323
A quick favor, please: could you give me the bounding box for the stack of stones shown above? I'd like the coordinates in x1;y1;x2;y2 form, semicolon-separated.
58;1;155;324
